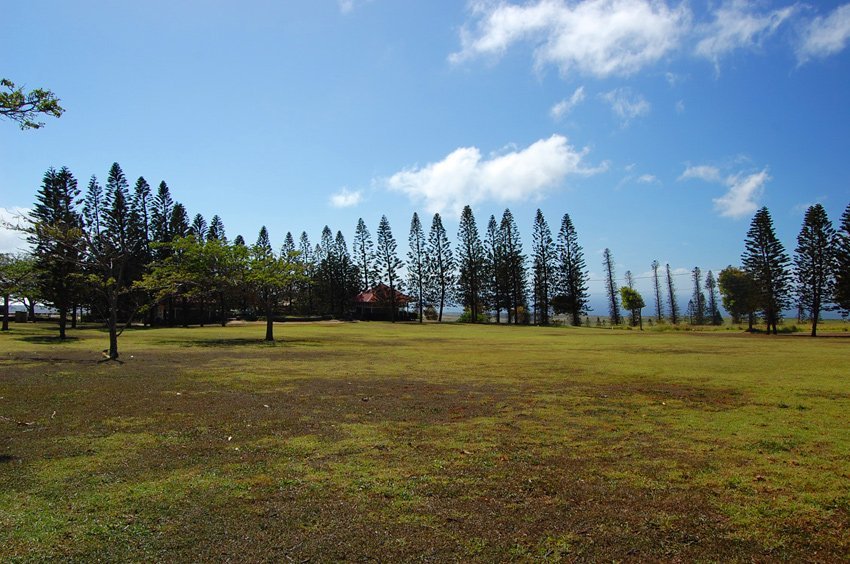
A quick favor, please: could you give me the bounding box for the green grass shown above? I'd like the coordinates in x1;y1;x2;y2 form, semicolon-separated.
1;320;849;561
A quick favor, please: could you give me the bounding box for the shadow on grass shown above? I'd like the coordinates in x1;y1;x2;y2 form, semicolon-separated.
162;337;326;348
16;335;81;344
0;454;17;463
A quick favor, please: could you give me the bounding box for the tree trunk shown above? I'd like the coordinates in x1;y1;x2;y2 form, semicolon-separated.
107;290;119;360
71;303;78;329
58;304;67;340
219;292;227;327
810;296;819;337
27;299;35;322
2;294;9;331
390;279;396;323
264;299;274;342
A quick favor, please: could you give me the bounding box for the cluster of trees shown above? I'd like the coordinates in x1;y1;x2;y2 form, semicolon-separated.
594;204;850;337
2;163;594;359
4;160;850;363
718;205;850;336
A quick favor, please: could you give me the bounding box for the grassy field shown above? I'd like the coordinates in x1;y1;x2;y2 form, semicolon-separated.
1;321;849;561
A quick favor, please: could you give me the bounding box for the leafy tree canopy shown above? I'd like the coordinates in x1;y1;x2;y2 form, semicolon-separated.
1;78;64;129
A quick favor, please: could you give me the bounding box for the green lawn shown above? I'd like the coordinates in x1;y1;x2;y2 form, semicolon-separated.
1;321;848;561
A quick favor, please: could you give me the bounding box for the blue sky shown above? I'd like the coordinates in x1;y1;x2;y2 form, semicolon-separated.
3;0;850;309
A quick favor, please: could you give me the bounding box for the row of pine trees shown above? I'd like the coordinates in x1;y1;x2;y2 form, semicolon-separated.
16;163;593;356
6;162;850;358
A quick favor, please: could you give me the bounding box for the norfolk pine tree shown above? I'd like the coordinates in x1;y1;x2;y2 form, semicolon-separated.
426;213;454;322
835;203;850;315
603;248;621;325
353;218;377;292
665;263;680;324
29;167;82;340
794;204;836;336
651;260;663;322
500;209;527;324
407;212;427;323
485;215;505;323
191;213;207;242
705;270;722;325
531;209;555;325
376;216;404;322
457;206;486;322
691;266;706;325
553;213;589;326
742;207;791;334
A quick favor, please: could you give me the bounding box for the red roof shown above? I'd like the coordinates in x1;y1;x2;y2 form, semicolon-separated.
354;283;412;305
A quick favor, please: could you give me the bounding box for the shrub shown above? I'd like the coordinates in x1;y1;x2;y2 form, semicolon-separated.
457;309;489;324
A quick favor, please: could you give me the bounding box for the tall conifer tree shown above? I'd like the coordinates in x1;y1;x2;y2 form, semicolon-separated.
191;213;207;242
742;207;791;334
457;206;485;322
603;248;621;325
705;270;722;325
353;218;376;291
651;260;663;322
691;266;706;325
500;209;527;324
29;166;82;339
531;209;555;325
835;203;850;315
484;215;505;323
207;215;226;242
376;215;403;322
426;213;454;322
407;212;427;323
794;204;836;336
553;213;589;326
665;263;679;324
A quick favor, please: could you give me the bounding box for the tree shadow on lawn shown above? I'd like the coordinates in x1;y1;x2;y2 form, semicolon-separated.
15;335;81;344
160;337;325;349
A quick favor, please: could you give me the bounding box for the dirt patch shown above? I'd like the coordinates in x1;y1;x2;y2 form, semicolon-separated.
598;381;747;410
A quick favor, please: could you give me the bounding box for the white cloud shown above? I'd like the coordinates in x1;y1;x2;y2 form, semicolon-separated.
679;165;722;183
338;0;373;14
793;197;827;213
601;88;650;123
387;134;605;214
679;164;767;218
550;86;586;120
695;0;796;70
450;0;690;78
637;174;658;184
665;71;683;86
797;4;850;63
329;188;362;208
0;207;31;254
713;170;769;218
675;99;685;113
